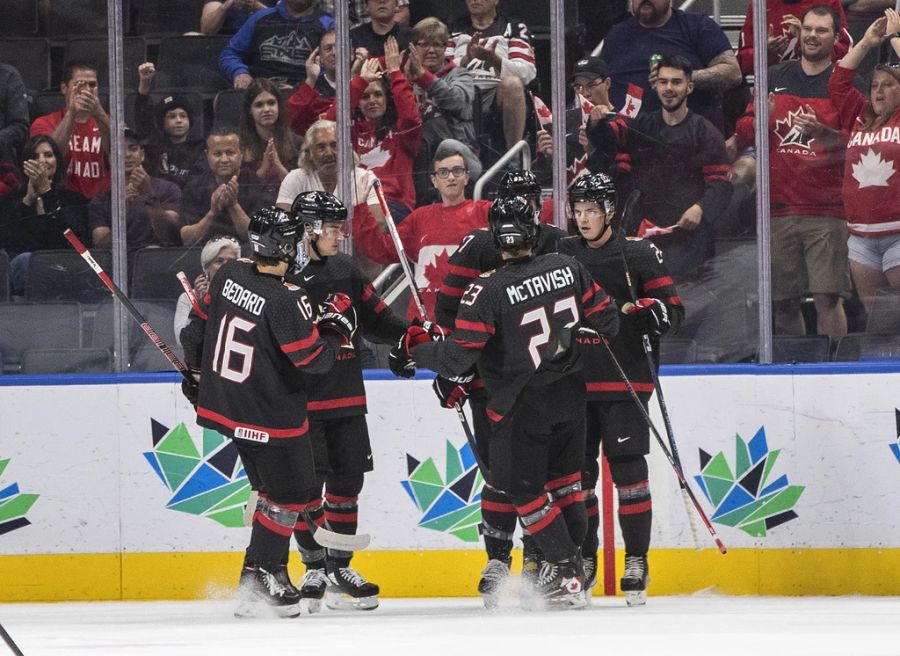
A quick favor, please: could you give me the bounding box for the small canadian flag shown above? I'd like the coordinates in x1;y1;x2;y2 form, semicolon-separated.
532;93;553;129
576;92;594;124
622;83;643;118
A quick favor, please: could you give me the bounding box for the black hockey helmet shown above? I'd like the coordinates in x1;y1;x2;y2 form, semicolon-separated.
498;169;542;205
568;172;616;215
489;195;538;250
248;206;303;262
290;190;348;235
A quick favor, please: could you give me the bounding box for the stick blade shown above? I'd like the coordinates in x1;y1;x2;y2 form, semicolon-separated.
312;527;371;551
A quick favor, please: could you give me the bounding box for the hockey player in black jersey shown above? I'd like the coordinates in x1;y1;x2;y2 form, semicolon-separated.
180;206;358;618
432;171;567;604
394;196;619;608
558;173;684;606
284;190;408;612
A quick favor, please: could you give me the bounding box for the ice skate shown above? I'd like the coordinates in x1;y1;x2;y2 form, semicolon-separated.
530;559;586;610
234;565;302;618
621;554;649;606
520;535;542;591
582;554;598;598
299;567;329;613
477;558;511;609
325;563;379;610
273;564;300;598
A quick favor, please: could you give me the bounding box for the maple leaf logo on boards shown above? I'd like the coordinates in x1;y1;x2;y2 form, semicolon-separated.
852;148;896;188
774;108;814;149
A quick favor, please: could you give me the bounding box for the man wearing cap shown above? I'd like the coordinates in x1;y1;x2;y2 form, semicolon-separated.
89;128;182;249
134;62;206;188
535;56;616;185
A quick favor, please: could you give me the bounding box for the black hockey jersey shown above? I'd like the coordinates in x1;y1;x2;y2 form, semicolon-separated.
286;252;407;419
181;258;338;443
435;223;568;328
558;235;684;402
415;253;619;423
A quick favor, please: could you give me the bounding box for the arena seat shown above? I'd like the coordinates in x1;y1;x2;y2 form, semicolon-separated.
21;348;113;374
213;88;245;129
0;302;83;373
62;37;147;90
0;38;51;93
865;286;900;334
0;250;9;302
154;36;231;93
0;0;38;37
90;298;181;372
45;0;113;37
658;337;698;365
834;333;900;362
132;0;202;36
770;335;831;364
130;247;202;301
25;250;114;304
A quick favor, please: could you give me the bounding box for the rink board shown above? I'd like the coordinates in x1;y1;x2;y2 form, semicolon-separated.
0;365;899;601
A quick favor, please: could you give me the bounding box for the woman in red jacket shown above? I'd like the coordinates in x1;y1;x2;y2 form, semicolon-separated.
828;10;900;314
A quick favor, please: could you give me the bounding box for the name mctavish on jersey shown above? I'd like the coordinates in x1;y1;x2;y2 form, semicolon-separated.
505;266;576;305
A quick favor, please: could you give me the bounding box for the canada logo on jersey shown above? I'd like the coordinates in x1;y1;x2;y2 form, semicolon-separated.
774;108;815;153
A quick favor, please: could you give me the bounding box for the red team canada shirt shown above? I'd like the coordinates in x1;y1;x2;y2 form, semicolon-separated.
30;110;111;199
829;63;900;237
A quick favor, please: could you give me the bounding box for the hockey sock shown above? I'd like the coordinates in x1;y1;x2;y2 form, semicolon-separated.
609;456;652;556
514;494;577;564
582;488;600;557
546;472;586;548
293;497;326;566
480;485;516;562
248;495;302;570
323;473;364;566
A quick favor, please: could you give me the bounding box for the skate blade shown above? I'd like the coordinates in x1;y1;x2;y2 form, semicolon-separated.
625;590;647;607
233;600;302;619
481;593;500;610
324;591;379;611
301;597;323;614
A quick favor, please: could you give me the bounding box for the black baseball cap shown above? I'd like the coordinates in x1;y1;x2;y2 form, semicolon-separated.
123;126;144;143
569;56;609;82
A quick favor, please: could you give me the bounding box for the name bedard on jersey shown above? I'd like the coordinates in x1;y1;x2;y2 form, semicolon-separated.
504;266;576;305
221;278;267;316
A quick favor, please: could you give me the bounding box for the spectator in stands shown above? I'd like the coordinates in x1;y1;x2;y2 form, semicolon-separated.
276;119;382;216
4;135;90;296
588;55;732;280
180;125;272;245
736;4;850;339
0;63;29;165
350;0;414;57
327;38;421;221
737;0;852;77
829;11;900;315
239;78;298;185
287;29;340;137
320;0;410;26
174;235;241;346
352;138;487;319
90;128;182;250
405;17;477;204
448;0;537;154
219;0;335;89
600;0;742;134
134;63;206;189
30;61;110;199
534;56;617;185
201;0;277;35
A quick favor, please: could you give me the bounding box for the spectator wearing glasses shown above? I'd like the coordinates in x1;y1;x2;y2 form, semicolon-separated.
828;10;900;315
30;61;110;199
353;139;488;319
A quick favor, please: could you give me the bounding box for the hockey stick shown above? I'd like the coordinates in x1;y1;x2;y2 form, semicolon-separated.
64;229;197;385
598;334;726;554
616;190;704;550
0;622;24;656
372;180;488;478
174;271;369;551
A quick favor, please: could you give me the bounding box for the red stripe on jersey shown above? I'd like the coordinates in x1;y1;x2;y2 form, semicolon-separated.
486;407;504;422
586;382;654;393
308;395;367;411
281;329;320;354
584;296;611;317
295;344;325;366
516;495;549;515
452;338;487;350
509;51;535;63
455;319;495;334
438;284;465;298
324;511;358;523
481;499;516;513
643;276;673;291
545;472;580;490
197;407;309;438
449;264;482;277
528;505;561;534
619;500;652;515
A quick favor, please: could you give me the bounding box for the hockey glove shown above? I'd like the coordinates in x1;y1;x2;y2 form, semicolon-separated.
432;372;474;409
181;370;200;409
623;298;670;337
317;292;358;347
388;347;416;379
400;323;447;358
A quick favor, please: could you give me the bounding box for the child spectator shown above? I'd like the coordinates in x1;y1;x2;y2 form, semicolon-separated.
239;78;299;184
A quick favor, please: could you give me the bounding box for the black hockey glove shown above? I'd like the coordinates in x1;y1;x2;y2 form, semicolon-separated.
388;347;416;378
624;298;670;337
432;372;474;409
181;370;200;409
317;292;358;347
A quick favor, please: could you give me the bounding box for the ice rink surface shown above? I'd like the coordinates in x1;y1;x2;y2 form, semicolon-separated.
1;595;898;656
